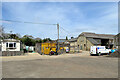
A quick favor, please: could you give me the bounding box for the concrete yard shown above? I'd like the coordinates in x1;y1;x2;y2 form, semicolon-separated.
1;51;118;78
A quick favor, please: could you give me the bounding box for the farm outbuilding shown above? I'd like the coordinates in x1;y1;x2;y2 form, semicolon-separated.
69;38;78;52
58;39;70;50
77;32;115;51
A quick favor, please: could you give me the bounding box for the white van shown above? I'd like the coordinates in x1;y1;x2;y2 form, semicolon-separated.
90;46;111;56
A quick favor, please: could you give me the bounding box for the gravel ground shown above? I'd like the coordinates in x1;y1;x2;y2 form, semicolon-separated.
1;51;118;78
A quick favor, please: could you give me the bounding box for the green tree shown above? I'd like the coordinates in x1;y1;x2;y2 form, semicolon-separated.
42;38;47;43
23;35;33;39
9;34;20;39
35;38;42;43
0;25;4;38
42;38;52;43
38;39;42;43
21;35;35;46
66;36;68;40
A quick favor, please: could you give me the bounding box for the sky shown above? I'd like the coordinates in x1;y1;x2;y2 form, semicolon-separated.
1;2;118;39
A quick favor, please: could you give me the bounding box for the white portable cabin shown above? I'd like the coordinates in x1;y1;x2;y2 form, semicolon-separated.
1;39;20;51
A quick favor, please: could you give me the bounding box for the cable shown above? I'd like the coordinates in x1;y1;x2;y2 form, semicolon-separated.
0;19;75;38
0;19;57;25
60;26;74;37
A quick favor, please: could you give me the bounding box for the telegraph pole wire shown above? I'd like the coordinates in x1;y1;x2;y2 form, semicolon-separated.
60;26;74;37
0;19;61;53
0;19;57;25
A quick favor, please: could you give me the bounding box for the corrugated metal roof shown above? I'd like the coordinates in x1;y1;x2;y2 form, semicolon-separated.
69;38;77;42
87;38;101;45
79;32;115;39
58;39;66;43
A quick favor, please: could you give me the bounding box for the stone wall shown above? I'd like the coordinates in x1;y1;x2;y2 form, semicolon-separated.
86;39;94;51
70;41;78;52
77;36;93;51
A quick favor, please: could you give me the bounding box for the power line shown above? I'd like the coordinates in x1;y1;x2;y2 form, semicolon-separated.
0;19;57;25
60;26;74;37
0;19;74;39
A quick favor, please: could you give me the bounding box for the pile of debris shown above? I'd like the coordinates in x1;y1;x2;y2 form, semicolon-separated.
109;50;119;57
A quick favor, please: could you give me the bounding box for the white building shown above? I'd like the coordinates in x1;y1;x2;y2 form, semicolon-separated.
1;39;20;51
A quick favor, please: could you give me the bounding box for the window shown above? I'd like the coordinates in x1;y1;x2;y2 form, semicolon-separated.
80;46;82;50
6;43;8;48
14;43;16;47
9;43;13;47
84;44;86;47
6;42;16;48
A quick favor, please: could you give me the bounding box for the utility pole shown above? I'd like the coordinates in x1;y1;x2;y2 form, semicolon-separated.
57;23;59;53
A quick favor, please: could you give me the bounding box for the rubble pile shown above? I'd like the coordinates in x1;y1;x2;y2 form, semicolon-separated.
109;51;119;57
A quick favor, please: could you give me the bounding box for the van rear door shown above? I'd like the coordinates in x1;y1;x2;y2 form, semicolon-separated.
91;46;97;54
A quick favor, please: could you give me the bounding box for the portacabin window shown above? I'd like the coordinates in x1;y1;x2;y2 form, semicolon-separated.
6;42;16;48
14;43;16;47
9;43;13;47
6;43;8;48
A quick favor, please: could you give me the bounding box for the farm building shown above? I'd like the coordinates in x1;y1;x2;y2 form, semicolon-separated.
58;39;70;50
77;32;115;51
69;38;78;52
1;39;22;56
